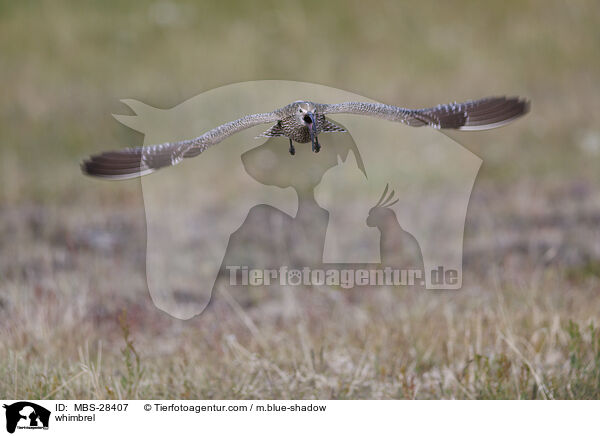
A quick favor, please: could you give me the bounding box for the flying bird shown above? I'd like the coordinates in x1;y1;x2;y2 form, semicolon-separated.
82;96;529;179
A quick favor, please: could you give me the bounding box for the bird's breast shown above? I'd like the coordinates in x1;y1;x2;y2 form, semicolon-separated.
280;115;329;143
280;118;311;143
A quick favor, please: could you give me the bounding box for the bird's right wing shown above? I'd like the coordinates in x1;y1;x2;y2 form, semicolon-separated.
82;111;281;179
318;96;529;130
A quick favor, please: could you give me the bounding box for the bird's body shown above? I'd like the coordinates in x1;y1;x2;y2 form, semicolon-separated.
275;114;336;143
82;96;529;179
280;117;311;143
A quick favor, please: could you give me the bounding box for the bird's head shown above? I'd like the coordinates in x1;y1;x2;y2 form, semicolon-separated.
293;101;317;127
292;101;319;150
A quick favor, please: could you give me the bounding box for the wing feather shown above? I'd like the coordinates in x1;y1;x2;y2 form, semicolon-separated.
319;96;529;130
82;112;280;179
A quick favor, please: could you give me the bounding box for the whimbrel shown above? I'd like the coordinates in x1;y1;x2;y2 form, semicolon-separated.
82;96;529;179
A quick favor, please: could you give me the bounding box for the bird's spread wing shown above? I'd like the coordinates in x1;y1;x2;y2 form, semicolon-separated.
318;96;529;130
82;112;280;179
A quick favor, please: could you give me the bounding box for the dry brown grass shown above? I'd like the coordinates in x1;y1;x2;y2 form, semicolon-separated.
2;179;600;399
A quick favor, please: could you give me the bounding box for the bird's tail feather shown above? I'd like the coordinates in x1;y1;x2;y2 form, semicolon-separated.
256;122;285;139
321;118;346;133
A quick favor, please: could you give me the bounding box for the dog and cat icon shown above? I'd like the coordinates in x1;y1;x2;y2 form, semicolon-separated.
3;402;50;433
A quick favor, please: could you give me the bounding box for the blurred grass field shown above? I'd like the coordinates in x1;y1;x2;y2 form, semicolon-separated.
1;0;600;399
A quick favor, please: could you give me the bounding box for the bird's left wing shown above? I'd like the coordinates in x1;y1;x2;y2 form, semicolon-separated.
82;111;282;179
317;96;529;130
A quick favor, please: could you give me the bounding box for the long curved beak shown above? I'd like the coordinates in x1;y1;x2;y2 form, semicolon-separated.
307;112;317;151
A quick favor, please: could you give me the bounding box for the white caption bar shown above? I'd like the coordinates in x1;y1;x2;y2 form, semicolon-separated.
0;400;597;435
